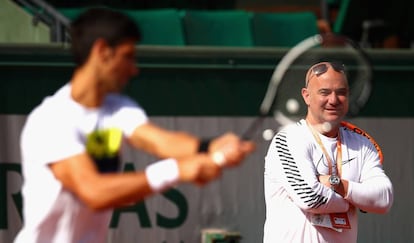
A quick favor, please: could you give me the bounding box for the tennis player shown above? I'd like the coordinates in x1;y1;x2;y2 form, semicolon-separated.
263;62;393;243
14;7;255;243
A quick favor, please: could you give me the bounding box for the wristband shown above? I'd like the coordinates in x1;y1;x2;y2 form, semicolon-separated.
198;139;211;152
145;158;179;192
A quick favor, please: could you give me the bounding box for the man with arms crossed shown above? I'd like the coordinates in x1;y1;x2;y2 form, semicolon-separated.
263;62;393;242
15;8;255;243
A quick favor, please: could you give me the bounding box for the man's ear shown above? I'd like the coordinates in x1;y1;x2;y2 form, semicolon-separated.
301;87;310;106
92;38;112;63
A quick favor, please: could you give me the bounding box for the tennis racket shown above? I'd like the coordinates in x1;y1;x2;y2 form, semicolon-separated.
340;121;383;164
242;33;373;141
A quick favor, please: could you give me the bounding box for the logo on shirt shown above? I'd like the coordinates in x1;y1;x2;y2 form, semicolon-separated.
86;128;123;173
342;157;356;165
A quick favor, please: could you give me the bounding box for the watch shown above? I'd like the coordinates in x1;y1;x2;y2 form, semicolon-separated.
329;175;341;189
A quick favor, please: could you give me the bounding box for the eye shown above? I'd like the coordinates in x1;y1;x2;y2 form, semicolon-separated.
319;89;331;96
336;89;349;96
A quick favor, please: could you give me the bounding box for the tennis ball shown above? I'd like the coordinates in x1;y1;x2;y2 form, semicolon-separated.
286;99;299;114
262;129;275;141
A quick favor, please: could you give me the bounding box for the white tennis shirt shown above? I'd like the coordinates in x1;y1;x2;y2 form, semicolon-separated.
263;119;393;243
15;84;148;243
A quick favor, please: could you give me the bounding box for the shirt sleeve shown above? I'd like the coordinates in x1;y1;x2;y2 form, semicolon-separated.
264;126;349;214
21;104;85;165
109;95;149;137
344;138;394;214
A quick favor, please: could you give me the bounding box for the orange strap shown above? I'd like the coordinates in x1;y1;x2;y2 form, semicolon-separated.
340;121;384;164
308;124;342;176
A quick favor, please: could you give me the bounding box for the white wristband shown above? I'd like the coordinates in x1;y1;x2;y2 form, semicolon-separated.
145;158;179;192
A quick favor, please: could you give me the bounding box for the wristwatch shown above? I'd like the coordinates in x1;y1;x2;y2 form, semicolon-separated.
329;175;341;189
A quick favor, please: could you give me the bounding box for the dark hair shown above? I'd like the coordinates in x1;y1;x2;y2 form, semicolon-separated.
70;7;141;67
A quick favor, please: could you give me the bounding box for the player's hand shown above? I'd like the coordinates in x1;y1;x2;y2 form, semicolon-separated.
318;174;330;187
318;174;348;197
177;154;221;186
209;133;256;167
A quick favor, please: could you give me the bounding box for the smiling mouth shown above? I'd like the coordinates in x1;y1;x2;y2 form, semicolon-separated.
325;108;342;115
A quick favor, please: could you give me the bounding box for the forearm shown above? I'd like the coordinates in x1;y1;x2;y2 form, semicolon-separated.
345;176;394;213
277;174;350;214
153;131;199;158
130;123;200;158
319;176;348;199
318;173;393;214
76;171;155;210
130;123;254;166
305;196;350;214
301;183;350;214
74;155;223;210
302;175;350;213
60;157;181;211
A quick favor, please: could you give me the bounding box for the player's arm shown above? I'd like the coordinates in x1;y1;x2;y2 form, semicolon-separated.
320;146;393;214
128;122;199;158
114;96;255;164
49;152;221;211
128;122;255;166
265;131;349;214
318;175;349;198
320;169;393;214
343;149;393;214
345;173;393;214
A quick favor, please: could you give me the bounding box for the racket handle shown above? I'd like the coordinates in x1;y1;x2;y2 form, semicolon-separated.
242;116;265;140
